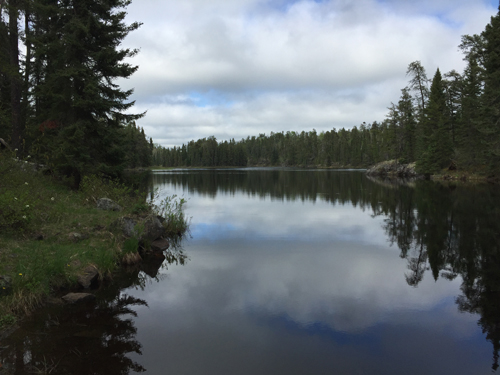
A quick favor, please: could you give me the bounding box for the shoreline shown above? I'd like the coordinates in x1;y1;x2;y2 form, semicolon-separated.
0;160;188;336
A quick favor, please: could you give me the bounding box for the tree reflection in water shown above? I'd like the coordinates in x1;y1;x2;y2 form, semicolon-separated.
0;247;187;375
153;170;500;371
376;179;500;371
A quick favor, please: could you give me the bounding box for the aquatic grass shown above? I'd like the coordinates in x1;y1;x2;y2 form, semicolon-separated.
151;194;190;237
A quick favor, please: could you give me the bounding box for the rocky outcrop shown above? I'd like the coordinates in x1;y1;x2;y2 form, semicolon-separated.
366;160;422;178
110;214;170;266
96;198;122;211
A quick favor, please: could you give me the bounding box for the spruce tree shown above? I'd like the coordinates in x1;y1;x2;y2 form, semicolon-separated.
417;68;453;173
480;5;500;174
31;0;142;186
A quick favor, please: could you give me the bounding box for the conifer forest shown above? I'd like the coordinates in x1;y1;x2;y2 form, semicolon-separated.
0;0;151;186
153;6;500;176
1;2;500;177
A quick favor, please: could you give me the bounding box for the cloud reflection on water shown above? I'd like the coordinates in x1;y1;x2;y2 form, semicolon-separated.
126;172;491;374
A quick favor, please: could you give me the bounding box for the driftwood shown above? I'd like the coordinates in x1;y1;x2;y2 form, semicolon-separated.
0;138;11;151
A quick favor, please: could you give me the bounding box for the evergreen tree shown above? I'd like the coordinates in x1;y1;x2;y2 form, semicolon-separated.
31;0;142;186
417;69;453;173
480;5;500;174
406;61;430;122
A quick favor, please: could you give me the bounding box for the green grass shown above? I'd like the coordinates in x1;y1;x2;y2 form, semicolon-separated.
0;152;188;328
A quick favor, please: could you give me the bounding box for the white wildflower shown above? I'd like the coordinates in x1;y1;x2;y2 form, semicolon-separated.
25;205;29;208
51;197;55;201
22;216;26;219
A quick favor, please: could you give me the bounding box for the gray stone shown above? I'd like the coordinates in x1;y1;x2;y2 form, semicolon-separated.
62;293;96;304
142;215;165;242
110;216;138;237
68;232;88;243
110;215;165;242
151;238;169;252
77;265;99;289
96;198;122;211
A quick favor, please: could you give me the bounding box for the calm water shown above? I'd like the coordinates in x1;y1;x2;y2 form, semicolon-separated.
2;169;500;374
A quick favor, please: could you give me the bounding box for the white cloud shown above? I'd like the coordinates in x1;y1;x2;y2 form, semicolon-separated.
120;0;498;147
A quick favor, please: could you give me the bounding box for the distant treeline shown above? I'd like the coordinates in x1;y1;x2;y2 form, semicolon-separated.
154;6;500;175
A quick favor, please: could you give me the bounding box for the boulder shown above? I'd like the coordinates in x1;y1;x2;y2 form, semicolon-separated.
110;215;165;242
151;238;169;252
96;198;122;211
110;216;138;237
77;265;99;289
62;293;96;304
142;215;165;242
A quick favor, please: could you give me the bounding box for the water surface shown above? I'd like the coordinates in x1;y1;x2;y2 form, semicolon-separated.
2;169;499;374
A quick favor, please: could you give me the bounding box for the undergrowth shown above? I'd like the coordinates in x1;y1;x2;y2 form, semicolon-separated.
0;151;187;329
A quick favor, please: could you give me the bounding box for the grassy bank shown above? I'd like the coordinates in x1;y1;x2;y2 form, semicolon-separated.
0;153;187;329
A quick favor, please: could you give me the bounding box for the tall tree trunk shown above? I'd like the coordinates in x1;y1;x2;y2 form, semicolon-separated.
22;0;31;129
9;0;22;155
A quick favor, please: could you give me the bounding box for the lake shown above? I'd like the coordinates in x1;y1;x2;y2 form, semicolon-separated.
1;168;499;374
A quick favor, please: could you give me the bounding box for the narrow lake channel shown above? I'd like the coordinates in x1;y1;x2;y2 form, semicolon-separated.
2;168;499;374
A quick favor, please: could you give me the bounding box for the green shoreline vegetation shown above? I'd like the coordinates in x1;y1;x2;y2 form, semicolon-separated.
0;151;188;331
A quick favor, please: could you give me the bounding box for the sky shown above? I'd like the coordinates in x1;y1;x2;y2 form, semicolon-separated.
120;0;499;148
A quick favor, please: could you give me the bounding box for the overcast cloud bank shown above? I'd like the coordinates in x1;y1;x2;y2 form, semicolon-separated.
121;0;498;147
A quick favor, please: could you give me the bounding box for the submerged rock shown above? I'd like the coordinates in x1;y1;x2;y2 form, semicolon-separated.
62;292;96;304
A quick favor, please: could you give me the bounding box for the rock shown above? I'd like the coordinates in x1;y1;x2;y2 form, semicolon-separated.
110;215;165;242
77;265;99;289
68;232;88;243
110;216;138;237
142;215;165;242
151;238;169;252
62;293;96;304
366;160;421;178
96;198;122;211
0;276;12;296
